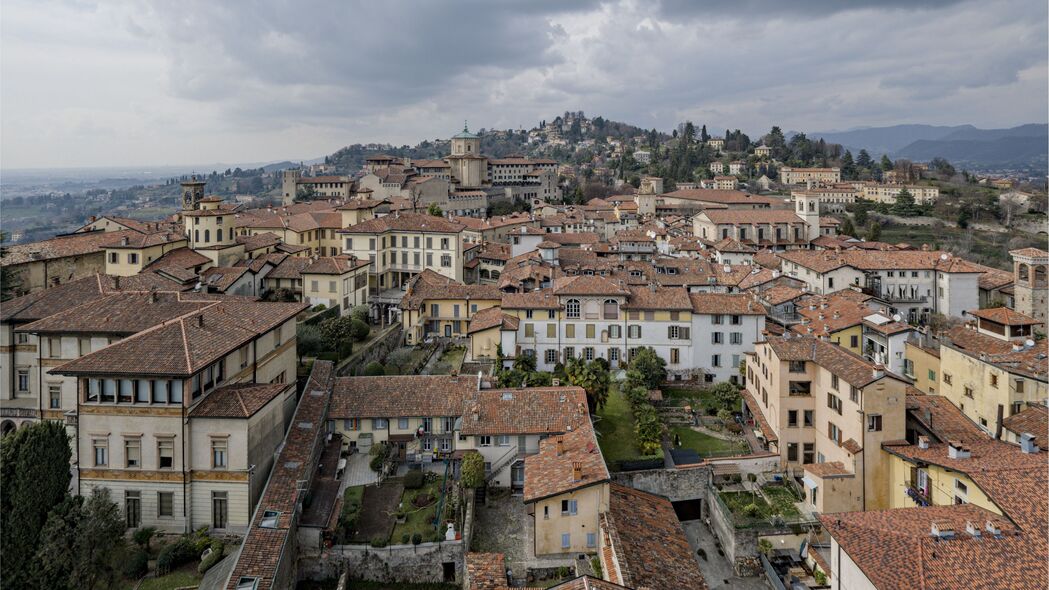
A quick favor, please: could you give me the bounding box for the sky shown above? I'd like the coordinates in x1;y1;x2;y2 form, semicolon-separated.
2;0;1046;169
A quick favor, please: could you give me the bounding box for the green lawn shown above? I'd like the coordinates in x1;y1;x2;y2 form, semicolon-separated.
139;570;202;590
430;346;466;375
671;426;748;456
391;481;445;543
762;485;802;517
662;387;740;415
596;387;658;466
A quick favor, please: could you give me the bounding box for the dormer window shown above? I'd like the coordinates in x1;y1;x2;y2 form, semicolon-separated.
260;510;280;528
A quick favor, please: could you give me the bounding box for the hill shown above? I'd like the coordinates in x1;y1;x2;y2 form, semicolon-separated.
895;134;1047;168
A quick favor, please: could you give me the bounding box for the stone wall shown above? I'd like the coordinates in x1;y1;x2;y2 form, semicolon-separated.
611;465;711;502
337;324;403;376
300;541;464;585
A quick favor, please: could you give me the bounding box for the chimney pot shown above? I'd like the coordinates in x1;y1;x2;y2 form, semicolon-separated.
555;435;565;456
572;461;583;481
917;435;929;449
197;315;205;328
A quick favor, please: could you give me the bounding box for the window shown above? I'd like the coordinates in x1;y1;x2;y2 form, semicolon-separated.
547;324;556;338
125;438;141;468
963;386;974;399
93;439;108;466
586;532;597;548
944;373;953;385
712;314;723;325
440;238;449;249
212;438;228;468
787;443;799;462
47;336;62;358
850;335;859;348
16;369;29;393
158;492;174;517
730;332;742;345
867;414;882;432
586;324;596;339
525;324;535;338
566;299;580;319
955;479;968;494
628;325;641;339
374;418;389;430
608;325;621;339
48;384;62;409
670;348;680;364
804;410;814;427
789;381;811;396
496;435;510;446
563;347;574;360
609;348;620;362
827;393;842;414
584;347;595;361
990;374;999;388
545;349;558;364
850;386;859;403
561;533;571;549
831;374;839;390
828;422;841;445
711;354;721;367
803;443;815;464
561;499;578;515
421;417;433;433
125;491;141;528
712;332;724;344
525;309;534;319
479;435;492;447
788;410;798;427
928;369;937;382
731;315;741;325
109;252;118;263
128;253;139;264
441;254;452;267
157;438;174;469
212;492;228;529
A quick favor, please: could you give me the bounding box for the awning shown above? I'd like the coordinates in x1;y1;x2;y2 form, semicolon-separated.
802;476;818;489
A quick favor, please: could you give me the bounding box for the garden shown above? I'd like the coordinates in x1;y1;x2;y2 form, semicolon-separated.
296;305;374;375
716;481;804;527
595;348;669;471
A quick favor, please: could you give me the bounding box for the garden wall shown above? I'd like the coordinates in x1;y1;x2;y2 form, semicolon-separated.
299;540;464;585
611;465;710;502
336;325;402;376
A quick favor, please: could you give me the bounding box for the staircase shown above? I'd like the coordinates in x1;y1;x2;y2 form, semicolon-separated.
485;448;519;482
474;485;486;504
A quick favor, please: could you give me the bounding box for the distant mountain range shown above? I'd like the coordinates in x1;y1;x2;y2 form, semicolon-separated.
807;123;1047;170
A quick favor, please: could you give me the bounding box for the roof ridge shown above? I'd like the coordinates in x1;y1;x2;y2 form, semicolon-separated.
235;389;249;416
179;316;193;374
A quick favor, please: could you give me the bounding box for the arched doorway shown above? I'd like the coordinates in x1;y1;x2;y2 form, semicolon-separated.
1;420;17;436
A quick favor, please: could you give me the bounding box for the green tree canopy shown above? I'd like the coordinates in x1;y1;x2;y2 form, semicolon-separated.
427;202;443;216
628;347;667;389
460;452;485;489
866;221;882;241
564;357;610;411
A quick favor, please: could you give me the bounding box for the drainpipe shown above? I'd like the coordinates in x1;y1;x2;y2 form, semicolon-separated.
181;399;189;532
994;404;1004;440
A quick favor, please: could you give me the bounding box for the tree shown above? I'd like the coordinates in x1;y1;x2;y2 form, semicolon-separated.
33;495;84;590
363;361;385;376
840;150;855;180
296;184;316;201
427;202;443;217
840;217;856;237
629;347;667;389
460;452;485;489
866;221;882;242
891;189;918;216
296;324;325;363
1;420;72;589
71;488;127;590
350;305;370;323
320;315;354;358
0;231;21;301
350;319;370;342
880;154;894;171
856;149;873;170
564;357;610;411
957;204;972;229
853;204;870;227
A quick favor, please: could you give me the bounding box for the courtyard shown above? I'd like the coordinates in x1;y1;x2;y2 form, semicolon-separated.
470;490;574;586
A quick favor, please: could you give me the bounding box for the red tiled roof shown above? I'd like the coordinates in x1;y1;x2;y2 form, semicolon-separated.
603;483;708;590
970;307;1041;326
523;421;608;502
339;212;464;234
330;375;475;419
0;229;142;266
1002;404;1048;448
0;273;190;323
190;383;291;418
466;307;520;334
689;293;765;315
460;387;589;436
465;553;508;590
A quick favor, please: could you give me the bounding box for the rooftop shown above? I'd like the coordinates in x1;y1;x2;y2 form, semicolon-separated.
523;421;608;503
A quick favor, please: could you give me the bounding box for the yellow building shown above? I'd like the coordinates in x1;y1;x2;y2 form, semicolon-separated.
743;334;909;514
466;307;519;361
937;324;1048;434
524;422;610;555
903;334;940;394
301;255;370;314
398;270;502;344
182;197;246;267
103;231;188;276
779;167;841;185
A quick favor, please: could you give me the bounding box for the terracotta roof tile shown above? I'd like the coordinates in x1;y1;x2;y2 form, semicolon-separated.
330;375;475;419
339;212;464;234
190;383;291;418
523;421;608;502
688;293;764;315
1002;404;1047;448
1;229;142;266
466;307;520;334
970;307;1041;326
465;552;508;590
460;387;589;436
0;273;190;323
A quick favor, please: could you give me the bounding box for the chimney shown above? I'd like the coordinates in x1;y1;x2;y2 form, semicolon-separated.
965;520;981;538
872;364;885;380
149;291;158;304
1020;432;1040;454
917;435;929;450
985;520;1002;537
114;275;120;289
572;461;583;481
555;436;565;456
947;440;970;459
197;314;205;328
930;521;955;540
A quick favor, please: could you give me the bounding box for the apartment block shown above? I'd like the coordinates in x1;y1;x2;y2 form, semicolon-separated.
779;167;841;185
743;335;908;514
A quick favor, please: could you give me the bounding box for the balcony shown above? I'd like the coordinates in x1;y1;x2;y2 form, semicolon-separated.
905;480;931;506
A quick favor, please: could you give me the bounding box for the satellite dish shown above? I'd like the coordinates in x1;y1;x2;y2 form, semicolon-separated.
1025;339;1036;348
940;253;948;260
892;314;902;322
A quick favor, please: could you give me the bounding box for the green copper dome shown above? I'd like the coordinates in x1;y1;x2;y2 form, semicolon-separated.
452;121;478;139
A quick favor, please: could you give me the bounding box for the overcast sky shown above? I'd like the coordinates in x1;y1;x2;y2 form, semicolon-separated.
2;0;1046;169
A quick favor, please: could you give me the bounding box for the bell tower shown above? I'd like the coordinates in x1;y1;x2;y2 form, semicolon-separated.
795;193;821;241
181;178;206;211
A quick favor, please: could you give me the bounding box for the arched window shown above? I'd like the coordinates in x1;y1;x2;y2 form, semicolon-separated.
204;229;210;243
217;229;223;242
479;269;490;279
1035;265;1047;287
603;299;619;320
1018;263;1030;283
491;270;501;279
566;299;581;319
194;230;199;242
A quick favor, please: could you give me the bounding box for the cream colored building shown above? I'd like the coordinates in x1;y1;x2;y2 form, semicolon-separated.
743;335;908;514
182;197;247;267
398;270;501;344
301;255;370;314
52;300;305;533
861;183;939;205
103;232;188;276
779;167;841;185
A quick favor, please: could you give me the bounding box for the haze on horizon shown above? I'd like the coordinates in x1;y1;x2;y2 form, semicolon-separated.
2;0;1046;170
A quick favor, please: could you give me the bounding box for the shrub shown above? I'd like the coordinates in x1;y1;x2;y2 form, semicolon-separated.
132;526;157;551
123;549;149;579
350;319;370;342
460;452;485;488
156;537;197;575
198;540;225;574
190;526;214;553
401;533;410;544
370;535;388;548
363;361;385;376
814;569;827;585
404;469;425;489
350;305;370;323
411;533;422;545
312;304;327;311
741;503;762;518
590;556;603;578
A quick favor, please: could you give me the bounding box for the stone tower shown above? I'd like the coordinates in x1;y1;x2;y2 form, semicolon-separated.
1011;248;1049;329
795;192;822;241
447;122;486;188
281;169;302;206
180;178;206;210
